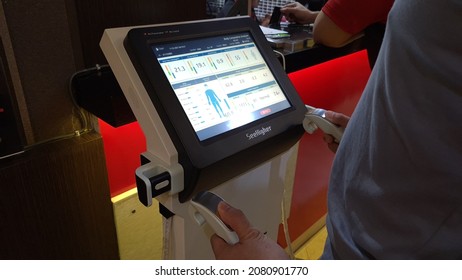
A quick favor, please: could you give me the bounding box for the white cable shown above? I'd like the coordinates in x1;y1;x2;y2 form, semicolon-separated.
272;49;286;71
281;190;295;260
162;216;173;259
22;65;102;151
68;64;110;134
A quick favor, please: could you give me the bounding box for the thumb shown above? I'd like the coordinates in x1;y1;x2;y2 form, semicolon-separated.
324;110;350;128
217;201;253;240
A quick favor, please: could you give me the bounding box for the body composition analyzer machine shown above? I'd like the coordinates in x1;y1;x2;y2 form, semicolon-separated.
101;16;319;259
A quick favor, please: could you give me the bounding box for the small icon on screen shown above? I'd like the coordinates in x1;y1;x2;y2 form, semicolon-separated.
260;108;272;116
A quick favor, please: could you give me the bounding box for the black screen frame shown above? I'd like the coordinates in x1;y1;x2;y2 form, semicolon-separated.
124;17;305;170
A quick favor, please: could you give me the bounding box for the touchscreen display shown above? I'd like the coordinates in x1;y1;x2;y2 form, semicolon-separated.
152;32;291;141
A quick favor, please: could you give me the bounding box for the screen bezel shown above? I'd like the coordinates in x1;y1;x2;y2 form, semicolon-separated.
124;17;305;168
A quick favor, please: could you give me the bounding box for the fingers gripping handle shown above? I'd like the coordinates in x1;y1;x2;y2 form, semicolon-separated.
191;191;239;245
304;105;344;143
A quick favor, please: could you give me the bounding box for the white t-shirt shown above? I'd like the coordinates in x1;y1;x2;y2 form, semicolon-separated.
323;0;462;259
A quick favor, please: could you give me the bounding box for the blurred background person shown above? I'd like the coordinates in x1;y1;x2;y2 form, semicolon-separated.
217;0;260;20
281;0;394;68
254;0;296;25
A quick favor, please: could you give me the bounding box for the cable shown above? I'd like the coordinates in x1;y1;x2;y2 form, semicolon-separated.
272;49;286;71
68;64;110;134
273;49;292;259
281;189;295;260
162;216;173;259
23;64;107;151
24;130;91;151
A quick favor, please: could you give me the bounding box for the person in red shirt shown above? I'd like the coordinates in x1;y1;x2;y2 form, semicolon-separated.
281;0;394;67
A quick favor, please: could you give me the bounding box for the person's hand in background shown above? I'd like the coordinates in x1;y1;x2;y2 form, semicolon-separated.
281;2;318;24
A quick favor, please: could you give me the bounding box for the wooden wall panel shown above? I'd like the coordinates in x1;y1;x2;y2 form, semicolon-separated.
0;133;119;259
0;0;207;259
2;1;83;143
72;0;207;67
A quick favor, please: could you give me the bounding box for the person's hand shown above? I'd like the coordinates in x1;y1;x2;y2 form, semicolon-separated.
322;110;350;153
260;14;271;27
280;2;318;24
210;202;289;260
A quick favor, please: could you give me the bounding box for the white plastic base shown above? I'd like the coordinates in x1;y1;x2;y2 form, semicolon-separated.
158;143;299;259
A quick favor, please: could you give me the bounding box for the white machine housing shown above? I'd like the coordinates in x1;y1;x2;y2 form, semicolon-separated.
100;17;306;259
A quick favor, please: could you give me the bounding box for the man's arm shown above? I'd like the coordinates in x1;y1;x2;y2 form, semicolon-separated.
313;11;358;47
